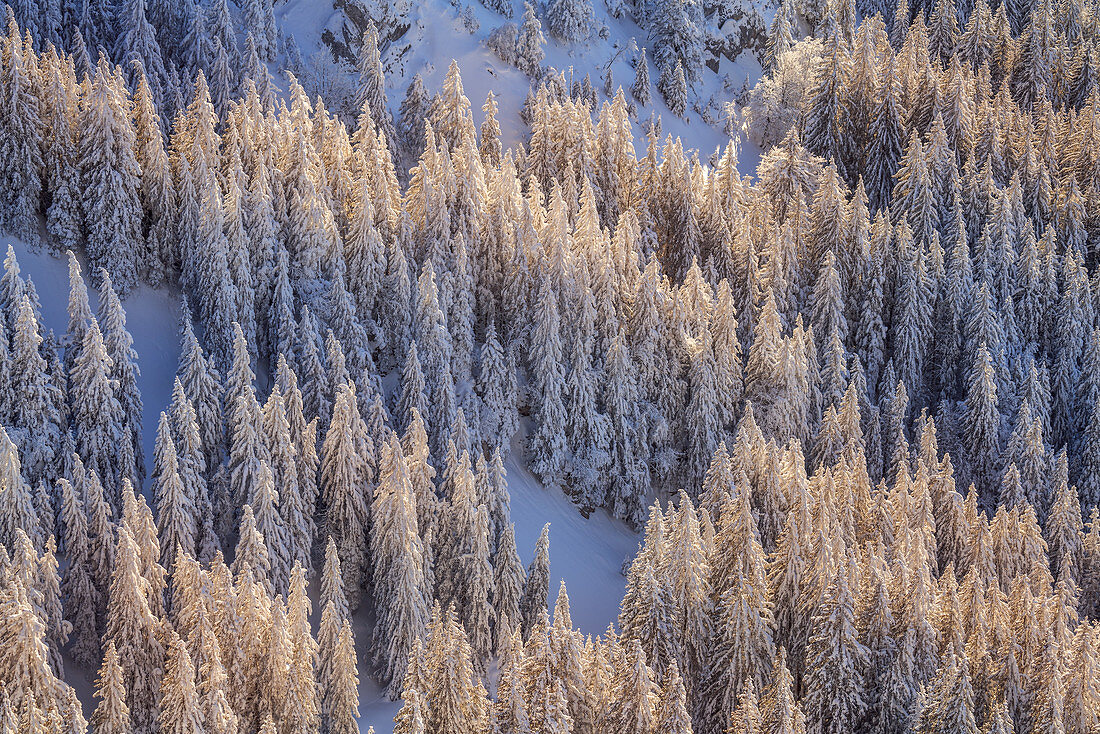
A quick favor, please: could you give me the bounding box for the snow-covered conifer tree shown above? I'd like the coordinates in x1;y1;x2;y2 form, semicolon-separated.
478;321;519;455
633;48;652;106
564;326;610;508
547;0;594;43
610;639;660;732
0;33;42;249
152;413;196;569
519;522;551;636
104;527;165;733
98;272;144;487
79;59;142;293
728;679;763;733
356;21;396;146
515;2;546;77
90;641;132;734
43;58;82;257
371;435;431;698
10;297;62;488
659;60;688;117
802;564;867;734
322;383;371;608
964;344;1001;501
330;621;360;734
158;633;204;734
231;504;272;593
528;277;568;489
70;320;127;509
58;477;99;669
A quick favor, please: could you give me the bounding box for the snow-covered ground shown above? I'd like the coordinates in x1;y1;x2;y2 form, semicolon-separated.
357;449;638;731
278;0;763;166
6;238;183;485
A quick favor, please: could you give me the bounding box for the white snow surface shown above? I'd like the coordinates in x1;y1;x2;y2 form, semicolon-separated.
278;0;765;168
6;237;183;482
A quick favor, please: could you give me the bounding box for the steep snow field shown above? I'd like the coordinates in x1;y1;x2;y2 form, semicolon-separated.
7;238;639;731
6;238;183;483
278;0;762;165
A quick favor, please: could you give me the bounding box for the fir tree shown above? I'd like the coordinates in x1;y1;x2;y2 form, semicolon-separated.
547;0;594;43
520;523;551;637
79;59;142;293
633;48;652;106
0;32;42;248
90;642;131;734
322;383;371;608
515;2;546;77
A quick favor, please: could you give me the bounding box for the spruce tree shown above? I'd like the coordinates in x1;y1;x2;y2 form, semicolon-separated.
611;639;660;733
528;277;568;490
520;523;551;637
177;306;224;473
79;59;142;293
659;60;688;118
547;0;594;43
866;56;905;211
651;0;705;83
104;527;165;734
231;504;272;594
98;272;144;488
90;642;132;734
0;33;42;248
802;564;868;734
633;48;652;106
248;461;291;596
477;321;519;455
356;21;396;146
321;383;371;609
58;477;99;670
371;435;431;698
152;413;196;569
964;344;1001;501
330;622;360;734
684;331;723;491
10;296;62;489
70;320;127;510
515;2;546;77
158;633;204;734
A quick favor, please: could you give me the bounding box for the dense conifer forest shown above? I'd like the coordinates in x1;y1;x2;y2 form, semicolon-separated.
3;0;1100;731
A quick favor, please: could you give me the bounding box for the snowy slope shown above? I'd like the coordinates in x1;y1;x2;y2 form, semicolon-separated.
277;0;764;163
357;447;638;731
5;238;183;486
